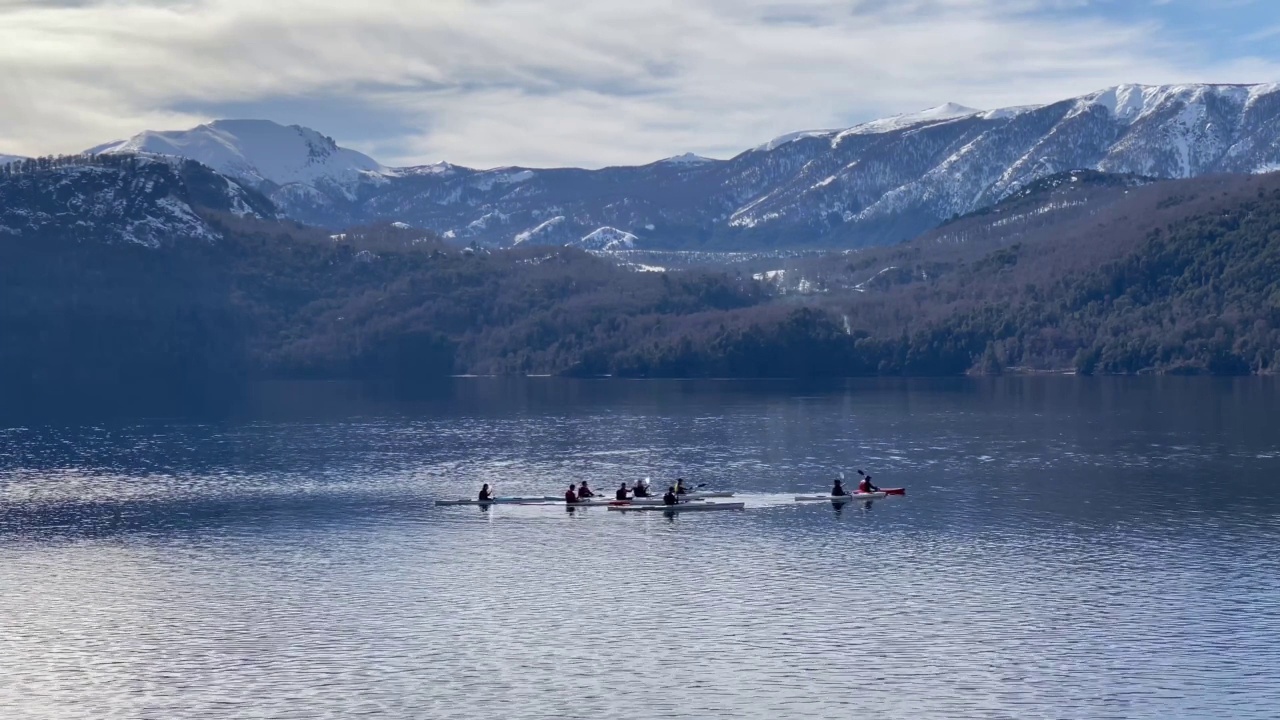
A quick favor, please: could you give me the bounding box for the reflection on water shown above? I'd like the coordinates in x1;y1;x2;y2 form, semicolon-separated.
1;378;1279;719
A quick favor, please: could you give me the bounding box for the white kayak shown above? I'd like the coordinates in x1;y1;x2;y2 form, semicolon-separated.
622;492;731;501
612;497;710;506
794;493;887;502
435;496;558;506
564;497;618;506
608;502;745;513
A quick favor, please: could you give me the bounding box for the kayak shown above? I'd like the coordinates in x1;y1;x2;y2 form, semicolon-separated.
565;497;620;507
435;496;557;506
794;492;887;502
610;497;710;507
632;491;731;500
880;488;907;496
608;502;745;513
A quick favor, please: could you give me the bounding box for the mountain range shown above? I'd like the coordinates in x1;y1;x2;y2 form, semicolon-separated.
4;82;1280;252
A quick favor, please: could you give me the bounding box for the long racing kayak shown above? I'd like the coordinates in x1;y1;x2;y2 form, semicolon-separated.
611;498;710;507
794;493;887;502
608;502;745;513
435;496;558;506
565;497;621;506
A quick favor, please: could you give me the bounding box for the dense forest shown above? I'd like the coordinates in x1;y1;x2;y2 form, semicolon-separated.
2;157;1280;408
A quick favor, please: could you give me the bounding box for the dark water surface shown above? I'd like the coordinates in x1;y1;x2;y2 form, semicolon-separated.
1;378;1278;719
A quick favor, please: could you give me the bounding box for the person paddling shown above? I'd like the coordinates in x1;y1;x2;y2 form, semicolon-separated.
615;482;630;501
663;486;679;506
858;474;880;493
578;481;596;499
478;483;494;502
633;478;652;498
674;478;689;495
831;479;850;497
564;484;579;504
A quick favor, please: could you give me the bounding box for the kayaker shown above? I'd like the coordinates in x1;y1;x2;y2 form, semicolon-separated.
633;479;652;497
674;478;689;495
578;481;596;498
565;485;578;504
831;479;849;497
615;482;630;501
478;484;493;501
858;475;880;493
663;486;678;506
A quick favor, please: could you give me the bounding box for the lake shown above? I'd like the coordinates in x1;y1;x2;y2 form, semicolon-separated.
2;378;1278;719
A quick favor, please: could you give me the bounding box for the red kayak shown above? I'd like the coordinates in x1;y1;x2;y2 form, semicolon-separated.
880;488;907;495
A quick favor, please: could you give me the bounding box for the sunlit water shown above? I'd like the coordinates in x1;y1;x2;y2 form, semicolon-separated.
2;378;1278;719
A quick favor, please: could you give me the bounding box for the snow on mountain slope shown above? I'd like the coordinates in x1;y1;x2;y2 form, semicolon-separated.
88;120;388;201
753;129;839;153
513;216;565;244
835;102;981;140
726;83;1280;245
572;226;637;251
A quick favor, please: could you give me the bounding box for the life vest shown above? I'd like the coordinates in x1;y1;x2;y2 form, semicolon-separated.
858;480;871;493
565;490;578;503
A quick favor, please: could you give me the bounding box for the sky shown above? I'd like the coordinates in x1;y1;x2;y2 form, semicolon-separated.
1;0;1278;169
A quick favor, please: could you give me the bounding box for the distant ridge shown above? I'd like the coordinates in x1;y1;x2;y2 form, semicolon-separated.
53;82;1280;249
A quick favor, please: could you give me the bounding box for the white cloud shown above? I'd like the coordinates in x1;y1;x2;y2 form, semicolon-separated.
1;0;1278;167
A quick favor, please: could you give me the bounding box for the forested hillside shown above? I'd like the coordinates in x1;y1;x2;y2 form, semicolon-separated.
2;157;1279;407
661;172;1280;377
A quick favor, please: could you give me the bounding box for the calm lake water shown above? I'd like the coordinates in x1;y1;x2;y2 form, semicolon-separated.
1;378;1278;719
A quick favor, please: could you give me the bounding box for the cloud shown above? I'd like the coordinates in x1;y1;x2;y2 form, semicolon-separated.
1;0;1278;167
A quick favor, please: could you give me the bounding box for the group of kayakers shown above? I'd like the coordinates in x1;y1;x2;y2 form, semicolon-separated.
561;477;692;506
478;473;878;506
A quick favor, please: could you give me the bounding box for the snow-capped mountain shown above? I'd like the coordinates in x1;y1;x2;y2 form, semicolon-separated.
720;83;1280;245
65;83;1280;249
87;119;389;210
0;156;273;247
0;154;25;165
